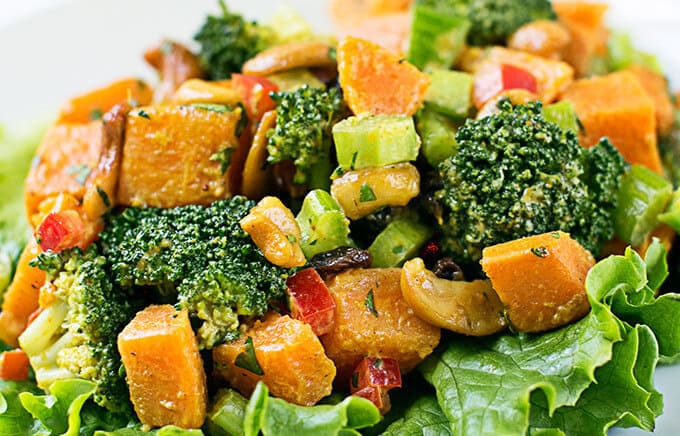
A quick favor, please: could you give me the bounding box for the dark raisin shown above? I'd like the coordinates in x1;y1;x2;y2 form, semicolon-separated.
309;247;372;278
433;258;464;281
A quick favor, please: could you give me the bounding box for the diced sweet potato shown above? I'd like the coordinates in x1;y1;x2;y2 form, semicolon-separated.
57;77;152;123
213;313;335;406
320;268;441;383
480;231;594;333
624;64;675;137
118;305;207;429
0;239;44;346
561;71;662;173
116;105;243;207
336;12;411;56
337;36;430;115
553;1;609;76
24;121;104;220
461;46;574;104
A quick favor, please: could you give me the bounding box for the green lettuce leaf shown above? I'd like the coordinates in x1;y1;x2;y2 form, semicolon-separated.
529;325;661;435
0;380;42;436
382;395;452;435
419;305;620;435
419;239;680;435
243;382;381;436
19;378;98;436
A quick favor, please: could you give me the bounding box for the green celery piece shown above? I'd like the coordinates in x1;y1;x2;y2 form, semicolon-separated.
416;108;459;167
382;396;453;435
296;189;352;258
368;218;432;268
607;31;662;73
658;187;680;232
543;101;580;134
265;68;325;92
423;69;473;119
529;325;661;434
332;114;420;171
205;389;248;436
613;165;673;246
244;382;380;436
407;2;470;71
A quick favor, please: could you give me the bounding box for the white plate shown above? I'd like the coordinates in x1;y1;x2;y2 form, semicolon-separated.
0;1;678;434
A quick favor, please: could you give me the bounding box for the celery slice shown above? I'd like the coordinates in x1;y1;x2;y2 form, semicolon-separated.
368;218;432;268
416;108;459;167
543;101;580;135
332;114;420;171
614;165;673;246
407;3;470;71
658;188;680;233
296;189;352;258
424;69;473;119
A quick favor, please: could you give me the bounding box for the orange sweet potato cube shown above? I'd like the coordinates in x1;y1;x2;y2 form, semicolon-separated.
213;313;336;406
24;121;104;220
561;71;662;173
117;105;242;207
553;2;609;76
624;64;675;137
57;77;152;124
480;231;594;333
118;305;207;429
337;36;430;115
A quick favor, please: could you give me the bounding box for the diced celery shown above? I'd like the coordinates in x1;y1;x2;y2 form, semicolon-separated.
296;189;352;258
416;108;459;167
205;389;248;436
265;69;325;92
614;165;673;246
424;69;473;119
368;218;432;268
543;101;580;134
607;31;662;73
333;114;420;171
407;2;470;71
658;188;680;233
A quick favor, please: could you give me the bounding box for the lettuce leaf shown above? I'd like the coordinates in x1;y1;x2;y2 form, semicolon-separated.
382;395;452;435
243;382;381;436
94;425;203;435
0;380;42;436
418;239;680;435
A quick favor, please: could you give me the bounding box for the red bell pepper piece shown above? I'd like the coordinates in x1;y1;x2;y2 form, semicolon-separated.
232;73;279;120
0;349;30;381
286;268;336;336
349;356;402;414
474;63;538;108
35;209;86;252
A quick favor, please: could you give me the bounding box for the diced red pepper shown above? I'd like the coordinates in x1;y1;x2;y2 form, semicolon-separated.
473;63;538;108
35;210;87;252
0;349;30;381
500;64;537;94
349;356;402;414
286;268;336;336
232;73;279;120
352;385;391;414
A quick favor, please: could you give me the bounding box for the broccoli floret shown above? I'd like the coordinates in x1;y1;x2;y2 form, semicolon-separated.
267;85;345;186
99;197;290;349
22;247;135;415
436;99;626;266
193;0;273;80
418;0;556;46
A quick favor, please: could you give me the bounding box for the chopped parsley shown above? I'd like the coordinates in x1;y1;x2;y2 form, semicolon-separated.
359;183;377;202
531;246;549;258
234;336;264;376
365;289;378;317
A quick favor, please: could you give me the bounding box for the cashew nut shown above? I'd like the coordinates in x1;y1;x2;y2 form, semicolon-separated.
400;258;507;336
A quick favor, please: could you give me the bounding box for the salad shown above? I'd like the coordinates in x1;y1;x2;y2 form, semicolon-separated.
1;0;680;435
